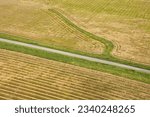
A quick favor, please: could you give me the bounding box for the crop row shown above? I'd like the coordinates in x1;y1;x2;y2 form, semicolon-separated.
0;50;150;99
58;0;150;19
42;9;104;54
0;50;149;89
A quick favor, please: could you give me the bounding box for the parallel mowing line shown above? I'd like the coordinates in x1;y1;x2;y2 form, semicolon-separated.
0;57;107;80
1;53;143;86
0;62;149;98
0;55;106;78
0;55;123;82
0;64;127;99
0;53;101;75
9;77;108;100
8;69;150;99
39;72;150;93
0;69;129;99
0;53;103;77
44;10;93;43
1;61;149;96
0;81;87;100
2;55;103;76
84;0;113;23
43;10;100;46
0;82;63;100
0;61;149;96
0;85;52;100
2;62;149;94
0;79;64;100
45;12;73;36
0;88;37;100
10;77;117;100
0;95;12;100
24;76;150;99
10;72;136;99
0;60;100;81
1;56;150;97
21;74;141;99
48;9;114;55
0;64;140;97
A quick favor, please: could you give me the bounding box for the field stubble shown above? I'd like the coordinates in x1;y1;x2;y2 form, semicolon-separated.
0;0;150;66
0;49;150;100
0;0;104;55
50;0;150;65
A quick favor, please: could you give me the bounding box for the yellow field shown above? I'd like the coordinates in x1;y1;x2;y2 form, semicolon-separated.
50;0;150;65
0;0;103;55
0;49;150;100
0;0;150;65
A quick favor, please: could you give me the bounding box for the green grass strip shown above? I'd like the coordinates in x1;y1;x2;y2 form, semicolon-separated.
0;42;149;84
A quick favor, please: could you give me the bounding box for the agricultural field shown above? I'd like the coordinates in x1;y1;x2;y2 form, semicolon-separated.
0;0;150;100
50;0;150;65
0;0;150;65
0;49;150;100
0;0;104;55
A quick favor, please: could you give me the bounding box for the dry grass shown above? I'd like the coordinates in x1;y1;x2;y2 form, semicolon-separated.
48;0;150;65
0;49;150;100
0;0;149;65
0;0;104;55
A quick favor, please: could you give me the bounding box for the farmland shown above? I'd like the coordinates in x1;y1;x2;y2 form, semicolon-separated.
49;0;150;65
0;0;104;55
0;42;149;84
0;49;150;99
0;0;150;65
0;0;150;100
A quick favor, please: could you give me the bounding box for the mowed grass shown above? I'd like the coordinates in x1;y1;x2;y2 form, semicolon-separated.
0;0;104;55
0;49;150;100
49;0;150;65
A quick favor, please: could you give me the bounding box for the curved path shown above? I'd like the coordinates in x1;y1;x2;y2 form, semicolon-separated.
0;38;150;74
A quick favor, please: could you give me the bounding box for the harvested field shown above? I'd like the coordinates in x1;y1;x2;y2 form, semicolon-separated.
0;0;150;65
0;49;150;100
49;0;150;65
0;0;104;55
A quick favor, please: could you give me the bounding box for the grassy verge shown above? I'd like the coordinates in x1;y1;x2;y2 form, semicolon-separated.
0;42;150;84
